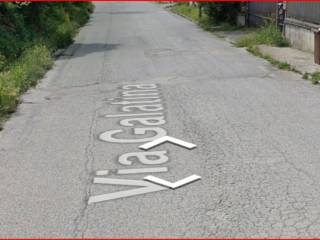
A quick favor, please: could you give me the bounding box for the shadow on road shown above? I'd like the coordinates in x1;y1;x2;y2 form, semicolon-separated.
94;11;152;15
61;43;120;59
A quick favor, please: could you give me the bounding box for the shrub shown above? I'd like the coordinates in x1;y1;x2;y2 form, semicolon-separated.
172;3;200;22
172;3;211;30
0;2;93;117
18;44;53;87
0;2;94;57
0;83;18;114
68;3;93;26
54;16;74;48
311;72;320;84
255;23;289;47
204;2;241;24
235;23;289;48
0;53;6;71
0;44;53;114
171;3;242;32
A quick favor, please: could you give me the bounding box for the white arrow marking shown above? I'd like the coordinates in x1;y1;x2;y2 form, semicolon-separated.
139;136;196;150
144;175;201;189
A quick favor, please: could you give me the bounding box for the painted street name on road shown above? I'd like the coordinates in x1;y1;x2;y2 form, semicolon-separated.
89;84;171;204
88;84;200;204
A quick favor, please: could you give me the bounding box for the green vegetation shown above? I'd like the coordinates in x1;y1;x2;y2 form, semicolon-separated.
311;72;320;84
171;3;211;29
0;2;93;123
171;3;316;86
171;3;201;22
205;2;241;25
248;46;300;74
234;23;307;79
171;3;242;32
0;2;93;61
0;45;53;114
302;72;320;84
235;23;289;48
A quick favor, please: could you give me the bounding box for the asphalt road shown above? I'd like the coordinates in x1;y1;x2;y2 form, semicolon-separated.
1;2;320;238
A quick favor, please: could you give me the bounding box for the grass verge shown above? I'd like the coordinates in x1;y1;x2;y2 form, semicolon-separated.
235;24;315;80
235;23;289;48
0;45;53;115
171;3;210;28
170;3;241;32
302;72;320;85
171;4;316;85
248;46;301;74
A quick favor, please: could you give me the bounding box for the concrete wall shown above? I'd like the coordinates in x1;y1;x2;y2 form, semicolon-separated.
284;2;320;54
285;24;314;53
284;18;317;53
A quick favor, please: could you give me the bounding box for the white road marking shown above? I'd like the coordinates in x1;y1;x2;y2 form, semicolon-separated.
117;167;168;174
139;136;196;150
88;178;167;204
96;170;110;176
144;175;201;189
104;112;163;118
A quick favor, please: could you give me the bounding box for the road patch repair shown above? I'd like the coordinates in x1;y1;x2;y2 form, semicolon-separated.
88;83;201;204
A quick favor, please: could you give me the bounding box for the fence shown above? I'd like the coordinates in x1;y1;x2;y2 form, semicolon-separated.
247;2;277;26
286;2;320;25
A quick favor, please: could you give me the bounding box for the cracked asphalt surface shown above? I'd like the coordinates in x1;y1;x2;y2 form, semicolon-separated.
1;2;320;238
